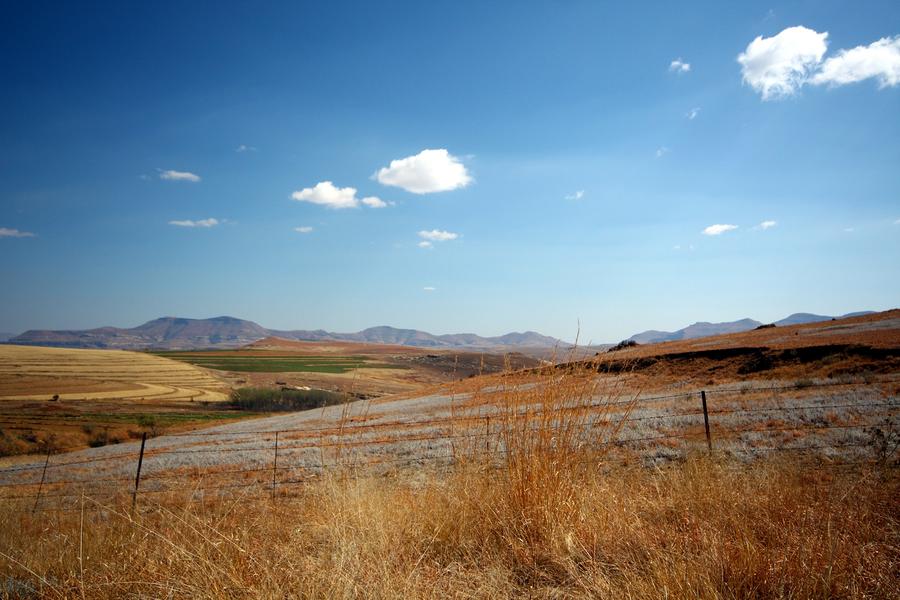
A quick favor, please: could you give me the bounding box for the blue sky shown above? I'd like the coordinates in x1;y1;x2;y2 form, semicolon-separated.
1;1;898;342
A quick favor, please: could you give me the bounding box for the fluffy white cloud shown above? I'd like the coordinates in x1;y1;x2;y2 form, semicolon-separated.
361;196;388;208
418;241;433;249
0;227;35;238
702;224;738;236
291;182;386;209
418;229;459;242
565;190;585;200
687;107;701;120
670;58;691;73
423;286;436;291
738;26;828;99
235;144;257;153
811;36;900;88
291;181;360;209
376;149;472;194
294;226;313;233
160;169;201;182
758;220;777;230
169;218;219;228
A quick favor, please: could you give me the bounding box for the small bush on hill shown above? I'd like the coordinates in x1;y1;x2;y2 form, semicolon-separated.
229;387;348;412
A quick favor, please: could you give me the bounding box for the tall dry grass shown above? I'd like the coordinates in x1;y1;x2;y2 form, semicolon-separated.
1;365;897;598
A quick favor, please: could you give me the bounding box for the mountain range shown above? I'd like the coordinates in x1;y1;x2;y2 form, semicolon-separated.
5;311;876;351
7;317;562;350
626;312;874;344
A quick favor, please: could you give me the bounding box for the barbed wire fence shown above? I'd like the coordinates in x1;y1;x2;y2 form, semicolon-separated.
0;379;896;515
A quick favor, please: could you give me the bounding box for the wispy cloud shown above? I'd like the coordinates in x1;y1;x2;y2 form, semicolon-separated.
418;241;433;249
757;220;777;230
423;286;436;291
565;190;585;200
235;144;257;153
702;224;738;236
686;107;701;120
812;36;900;88
0;227;35;238
418;229;459;242
656;146;670;158
361;196;388;208
294;226;313;233
169;218;219;228
159;169;201;182
739;26;900;100
670;58;691;73
894;218;900;225
376;149;472;194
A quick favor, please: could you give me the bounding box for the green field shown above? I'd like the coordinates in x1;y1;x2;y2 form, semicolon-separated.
153;352;404;373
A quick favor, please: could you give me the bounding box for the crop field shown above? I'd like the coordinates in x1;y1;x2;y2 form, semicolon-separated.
0;345;246;457
152;351;405;373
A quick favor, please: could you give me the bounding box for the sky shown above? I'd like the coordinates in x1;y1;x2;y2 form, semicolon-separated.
1;1;898;343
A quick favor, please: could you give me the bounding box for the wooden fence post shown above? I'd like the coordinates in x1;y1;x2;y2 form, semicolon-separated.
32;446;52;514
131;432;147;513
700;391;712;452
271;431;279;501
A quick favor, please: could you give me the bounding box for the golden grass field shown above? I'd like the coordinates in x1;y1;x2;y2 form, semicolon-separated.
0;313;897;598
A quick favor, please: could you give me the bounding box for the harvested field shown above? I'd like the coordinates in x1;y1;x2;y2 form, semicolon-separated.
0;345;245;457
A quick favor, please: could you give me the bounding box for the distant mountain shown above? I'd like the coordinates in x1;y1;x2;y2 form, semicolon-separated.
628;319;762;344
628;311;875;345
0;332;16;342
9;317;562;351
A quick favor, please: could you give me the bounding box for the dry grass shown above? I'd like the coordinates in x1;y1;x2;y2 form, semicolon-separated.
0;458;896;599
1;367;897;599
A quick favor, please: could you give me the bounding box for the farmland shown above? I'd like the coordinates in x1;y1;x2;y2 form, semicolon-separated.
152;350;404;373
0;344;247;457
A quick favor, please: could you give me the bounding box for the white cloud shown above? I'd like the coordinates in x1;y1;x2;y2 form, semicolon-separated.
160;169;201;182
294;226;313;233
361;196;388;208
656;146;669;158
670;58;691;73
758;220;777;230
418;229;459;242
169;218;219;228
811;36;900;88
418;241;433;249
375;149;472;194
0;227;35;238
894;218;900;225
687;107;701;120
738;26;828;99
291;182;386;209
565;190;585;200
844;227;856;232
423;286;436;291
702;224;738;236
235;144;257;153
291;181;360;209
739;27;900;99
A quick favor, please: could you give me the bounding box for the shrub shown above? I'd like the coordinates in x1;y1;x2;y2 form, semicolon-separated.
229;387;348;412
